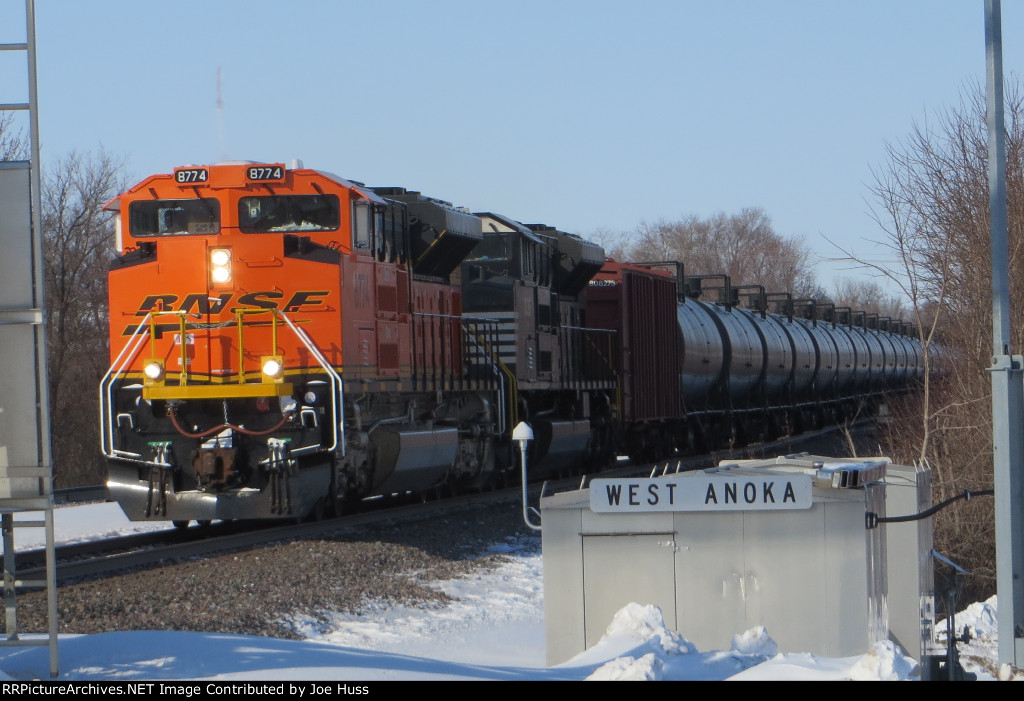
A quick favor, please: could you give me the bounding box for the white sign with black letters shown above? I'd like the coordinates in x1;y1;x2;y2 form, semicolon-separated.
589;474;813;513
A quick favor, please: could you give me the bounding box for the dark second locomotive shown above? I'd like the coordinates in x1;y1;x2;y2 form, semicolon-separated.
100;162;922;524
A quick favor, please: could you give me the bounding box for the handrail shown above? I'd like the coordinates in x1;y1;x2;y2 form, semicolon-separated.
233;307;281;385
99;308;344;462
462;318;516;434
273;308;344;455
99;311;157;458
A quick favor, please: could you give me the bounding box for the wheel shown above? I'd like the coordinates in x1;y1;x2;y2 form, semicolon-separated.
172;520;190;530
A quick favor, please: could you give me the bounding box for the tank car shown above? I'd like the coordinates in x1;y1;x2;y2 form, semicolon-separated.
583;263;925;461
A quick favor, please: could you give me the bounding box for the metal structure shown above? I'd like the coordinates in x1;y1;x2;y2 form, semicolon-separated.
513;421;541;531
540;456;934;667
0;0;58;678
985;0;1024;669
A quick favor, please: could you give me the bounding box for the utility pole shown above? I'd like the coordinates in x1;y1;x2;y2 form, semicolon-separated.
985;0;1024;669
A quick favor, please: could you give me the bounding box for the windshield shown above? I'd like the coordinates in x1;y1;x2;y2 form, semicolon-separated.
238;195;340;233
130;199;220;236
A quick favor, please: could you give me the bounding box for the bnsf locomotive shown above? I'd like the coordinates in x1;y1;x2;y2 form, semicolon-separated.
100;161;923;524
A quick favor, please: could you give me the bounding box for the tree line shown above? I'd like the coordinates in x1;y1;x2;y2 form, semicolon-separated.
852;83;1024;600
602;208;907;319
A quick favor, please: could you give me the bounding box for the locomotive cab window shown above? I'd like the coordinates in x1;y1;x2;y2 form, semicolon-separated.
130;199;220;236
351;199;386;250
521;237;537;279
239;195;340;233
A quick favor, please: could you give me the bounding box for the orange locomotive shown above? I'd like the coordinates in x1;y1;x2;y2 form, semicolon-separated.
100;162;614;523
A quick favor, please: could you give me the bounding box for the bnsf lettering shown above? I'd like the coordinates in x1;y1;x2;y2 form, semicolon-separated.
179;293;232;315
125;290;330;333
121;321;182;339
236;291;284;309
284;290;328;312
135;294;178;315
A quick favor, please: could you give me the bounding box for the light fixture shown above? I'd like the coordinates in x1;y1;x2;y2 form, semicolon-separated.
261;355;284;382
210;248;232;285
143;360;164;385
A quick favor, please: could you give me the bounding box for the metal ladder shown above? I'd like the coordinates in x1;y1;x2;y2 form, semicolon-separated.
0;0;59;679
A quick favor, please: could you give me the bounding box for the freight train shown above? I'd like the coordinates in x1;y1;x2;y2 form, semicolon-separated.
99;161;924;524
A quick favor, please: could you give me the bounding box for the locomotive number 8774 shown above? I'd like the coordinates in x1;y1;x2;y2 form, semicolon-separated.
99;161;922;524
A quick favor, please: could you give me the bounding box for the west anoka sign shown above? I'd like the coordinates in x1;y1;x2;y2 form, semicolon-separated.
589;475;813;513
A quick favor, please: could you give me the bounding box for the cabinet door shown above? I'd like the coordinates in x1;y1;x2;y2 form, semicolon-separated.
674;512;746;652
582;534;677;649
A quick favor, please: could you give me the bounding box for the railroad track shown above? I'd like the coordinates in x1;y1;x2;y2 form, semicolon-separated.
14;489;526;586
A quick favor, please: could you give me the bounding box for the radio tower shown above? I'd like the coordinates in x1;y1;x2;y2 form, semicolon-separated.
217;67;227;161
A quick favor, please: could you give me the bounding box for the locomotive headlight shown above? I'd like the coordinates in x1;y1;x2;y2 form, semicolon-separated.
261;355;284;382
210;248;232;285
143;361;165;385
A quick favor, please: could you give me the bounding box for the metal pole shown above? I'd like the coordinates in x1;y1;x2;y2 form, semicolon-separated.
3;514;16;641
519;443;541;531
985;0;1024;668
514;422;541;531
26;0;58;678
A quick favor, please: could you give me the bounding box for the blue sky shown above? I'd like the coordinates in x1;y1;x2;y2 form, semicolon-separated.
3;1;1021;289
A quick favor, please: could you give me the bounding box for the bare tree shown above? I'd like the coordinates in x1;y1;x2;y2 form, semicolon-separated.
843;82;1024;595
0;112;28;161
43;150;126;486
623;208;820;297
586;227;628;261
831;277;909;320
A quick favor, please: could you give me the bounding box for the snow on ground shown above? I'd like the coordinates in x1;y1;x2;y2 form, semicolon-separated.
0;502;1007;681
11;502;173;550
285;537;547;667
